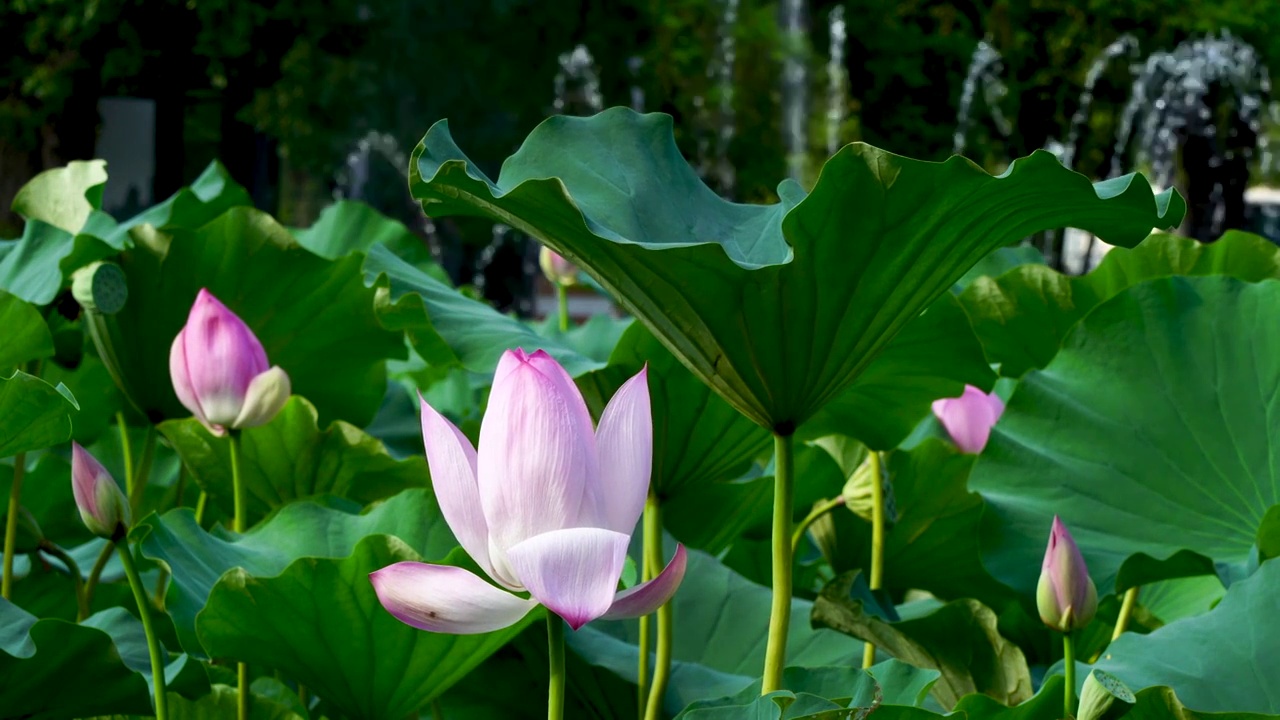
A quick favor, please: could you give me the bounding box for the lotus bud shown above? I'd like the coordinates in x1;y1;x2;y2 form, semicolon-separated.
1036;516;1098;632
71;443;131;539
539;246;579;287
169;289;291;435
931;384;1004;454
1077;670;1135;720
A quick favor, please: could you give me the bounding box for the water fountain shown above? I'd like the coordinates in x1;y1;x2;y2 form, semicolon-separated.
1111;31;1272;241
953;39;1013;157
628;56;646;112
553;45;605;115
1062;35;1139;170
780;0;809;180
712;0;741;195
335;130;441;260
826;6;848;158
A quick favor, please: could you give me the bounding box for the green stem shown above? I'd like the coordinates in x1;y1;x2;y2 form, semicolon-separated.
230;433;245;533
556;285;570;332
431;699;443;720
238;662;250;720
229;431;249;720
127;426;157;517
118;541;169;720
118;413;134;499
152;466;188;607
2;453;26;599
1063;632;1076;719
643;493;673;720
41;542;88;621
194;491;208;527
546;614;565;720
299;684;309;710
83;540;115;613
791;495;846;554
761;432;795;694
1112;586;1139;641
863;451;885;670
637;536;653;718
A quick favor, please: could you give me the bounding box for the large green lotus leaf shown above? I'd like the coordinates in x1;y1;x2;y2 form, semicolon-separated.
292;198;442;276
576;321;772;497
158;395;426;526
0;599;206;718
959;231;1280;377
108;206;402;426
800;294;997;450
135;488;454;655
162;680;309;720
0;370;78;456
1125;686;1280;720
1089;559;1280;714
11;159;108;234
951;246;1045;295
197;536;532;720
42;353;122;444
677;662;941;719
534;313;636;366
819;439;1015;606
0;292;54;370
97;160;253;249
0;219;108;304
366;243;605;377
971;276;1280;596
568;548;864;715
812;571;1032;709
410;108;1183;429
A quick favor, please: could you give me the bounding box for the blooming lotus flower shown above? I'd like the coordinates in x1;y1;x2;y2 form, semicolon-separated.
371;349;686;632
539;246;579;287
169;289;291;436
1037;516;1098;632
931;384;1005;454
71;443;131;539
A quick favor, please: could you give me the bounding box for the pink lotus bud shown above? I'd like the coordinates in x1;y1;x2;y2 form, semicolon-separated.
71;443;130;539
1037;516;1098;632
539;246;579;287
931;384;1005;454
169;289;291;435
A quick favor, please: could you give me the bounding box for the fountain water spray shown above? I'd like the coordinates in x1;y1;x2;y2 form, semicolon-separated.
553;45;604;115
826;6;848;157
953;39;1012;156
780;0;809;180
712;0;741;195
1062;35;1138;170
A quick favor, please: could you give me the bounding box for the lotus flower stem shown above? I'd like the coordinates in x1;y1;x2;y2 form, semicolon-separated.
1112;586;1139;640
228;430;250;720
117;413;134;497
229;432;246;533
39;541;87;621
127;427;157;517
791;495;846;554
1063;631;1076;718
547;614;566;720
863;451;885;669
118;541;169;720
637;529;653;717
762;432;795;693
83;539;115;611
195;491;208;526
1;453;25;599
642;492;673;720
556;285;570;332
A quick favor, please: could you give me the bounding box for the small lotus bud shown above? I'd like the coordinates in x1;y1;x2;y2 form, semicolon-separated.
1077;670;1135;720
931;384;1004;454
1036;516;1098;632
169;289;291;435
71;443;131;539
539;246;579;287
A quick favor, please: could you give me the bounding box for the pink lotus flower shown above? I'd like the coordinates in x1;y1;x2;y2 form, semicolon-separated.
169;289;291;436
931;384;1005;454
539;246;579;287
71;442;130;539
371;349;686;632
1036;516;1098;632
